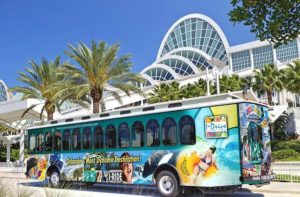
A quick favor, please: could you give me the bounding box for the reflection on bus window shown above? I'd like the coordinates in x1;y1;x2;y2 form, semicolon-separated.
37;133;44;152
119;123;130;148
45;131;52;151
72;128;81;150
94;126;103;149
29;135;36;152
180;116;196;145
53;131;61;151
132;121;144;147
106;125;116;148
162;117;177;146
146;119;160;147
63;129;71;151
83;127;92;149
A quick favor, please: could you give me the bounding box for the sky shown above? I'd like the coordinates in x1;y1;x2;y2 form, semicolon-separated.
0;0;257;87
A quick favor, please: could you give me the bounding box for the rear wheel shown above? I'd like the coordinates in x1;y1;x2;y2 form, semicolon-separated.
156;170;180;197
48;170;60;188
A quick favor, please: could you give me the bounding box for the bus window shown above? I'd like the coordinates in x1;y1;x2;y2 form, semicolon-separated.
45;131;52;151
118;123;130;148
53;131;61;151
106;125;116;148
162;117;177;146
29;135;36;152
83;127;92;149
94;126;103;149
63;129;71;150
179;116;196;145
132;121;144;147
72;128;81;150
36;133;44;152
146;119;160;147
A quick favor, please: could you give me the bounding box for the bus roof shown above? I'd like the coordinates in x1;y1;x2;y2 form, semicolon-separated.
27;93;269;131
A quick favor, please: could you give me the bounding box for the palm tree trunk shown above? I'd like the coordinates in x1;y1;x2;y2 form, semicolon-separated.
45;100;55;121
91;89;102;114
267;90;273;105
47;112;54;121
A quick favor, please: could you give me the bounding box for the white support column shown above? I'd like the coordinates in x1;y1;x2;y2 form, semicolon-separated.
19;129;25;164
297;37;300;58
228;54;233;72
272;44;277;65
206;67;210;96
6;142;11;163
216;70;220;95
249;49;254;70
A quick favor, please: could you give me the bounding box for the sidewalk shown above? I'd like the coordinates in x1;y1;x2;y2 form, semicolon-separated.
0;168;26;179
241;182;300;195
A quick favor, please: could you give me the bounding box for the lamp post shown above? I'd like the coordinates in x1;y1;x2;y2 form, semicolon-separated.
206;58;227;95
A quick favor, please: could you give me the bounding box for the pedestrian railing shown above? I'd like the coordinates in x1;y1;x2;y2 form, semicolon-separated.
272;162;300;182
0;162;25;173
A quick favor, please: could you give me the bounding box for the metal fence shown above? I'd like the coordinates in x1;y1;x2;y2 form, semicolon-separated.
272;162;300;182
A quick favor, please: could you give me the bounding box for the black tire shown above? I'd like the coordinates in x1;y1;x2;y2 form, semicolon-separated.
48;170;60;188
156;170;180;197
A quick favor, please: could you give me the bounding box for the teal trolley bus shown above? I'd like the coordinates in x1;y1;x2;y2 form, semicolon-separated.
25;94;274;196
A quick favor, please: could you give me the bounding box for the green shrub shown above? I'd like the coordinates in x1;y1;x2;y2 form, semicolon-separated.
271;140;300;153
272;149;300;160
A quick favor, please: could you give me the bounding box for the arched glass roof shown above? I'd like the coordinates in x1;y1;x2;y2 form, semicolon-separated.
158;15;228;64
144;67;175;81
0;80;8;102
169;49;212;71
158;58;195;76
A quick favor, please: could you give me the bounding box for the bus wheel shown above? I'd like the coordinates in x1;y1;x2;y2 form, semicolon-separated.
156;171;179;197
49;170;60;188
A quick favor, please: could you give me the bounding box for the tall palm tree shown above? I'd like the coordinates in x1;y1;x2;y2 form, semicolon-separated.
181;80;206;98
252;64;284;105
57;41;143;114
11;57;64;120
283;60;300;95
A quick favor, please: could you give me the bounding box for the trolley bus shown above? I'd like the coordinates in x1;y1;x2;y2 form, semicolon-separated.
25;94;274;196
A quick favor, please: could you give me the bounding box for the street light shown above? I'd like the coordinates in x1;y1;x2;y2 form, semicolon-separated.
206;58;227;95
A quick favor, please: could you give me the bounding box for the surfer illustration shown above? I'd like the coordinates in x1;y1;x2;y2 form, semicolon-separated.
193;146;218;178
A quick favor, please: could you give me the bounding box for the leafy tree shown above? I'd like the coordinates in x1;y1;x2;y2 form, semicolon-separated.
181;80;206;98
229;0;300;47
10;57;65;120
57;41;143;114
283;60;300;94
252;64;283;105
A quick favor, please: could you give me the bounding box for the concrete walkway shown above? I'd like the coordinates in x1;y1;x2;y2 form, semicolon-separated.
241;182;300;195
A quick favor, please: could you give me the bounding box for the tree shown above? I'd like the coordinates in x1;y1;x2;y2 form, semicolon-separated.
181;80;206;98
229;0;300;47
252;64;284;105
283;60;300;94
219;74;243;93
59;41;143;114
11;57;65;120
148;82;182;104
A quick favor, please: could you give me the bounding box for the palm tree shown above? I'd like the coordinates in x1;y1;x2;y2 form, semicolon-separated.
283;60;300;94
148;82;182;103
10;57;64;120
181;80;206;98
219;74;243;93
57;41;143;114
252;64;284;105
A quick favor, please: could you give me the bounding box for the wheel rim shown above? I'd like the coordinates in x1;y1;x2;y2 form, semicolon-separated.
159;175;175;195
51;172;59;186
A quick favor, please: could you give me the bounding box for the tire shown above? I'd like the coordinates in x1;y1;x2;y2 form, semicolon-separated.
48;170;60;188
156;170;180;197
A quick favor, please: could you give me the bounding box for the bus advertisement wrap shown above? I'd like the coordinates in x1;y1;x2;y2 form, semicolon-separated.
26;103;272;189
239;103;274;182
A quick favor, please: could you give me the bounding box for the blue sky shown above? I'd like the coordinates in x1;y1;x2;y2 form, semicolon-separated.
0;0;257;87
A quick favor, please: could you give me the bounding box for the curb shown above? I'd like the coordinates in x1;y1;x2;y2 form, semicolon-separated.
239;188;300;195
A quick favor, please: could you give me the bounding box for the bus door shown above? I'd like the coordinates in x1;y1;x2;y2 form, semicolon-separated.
239;103;274;184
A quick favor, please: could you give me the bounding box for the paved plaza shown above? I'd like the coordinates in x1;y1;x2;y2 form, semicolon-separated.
0;170;299;197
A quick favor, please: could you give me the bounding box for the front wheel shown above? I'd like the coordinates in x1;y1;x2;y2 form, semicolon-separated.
48;171;60;188
156;171;180;197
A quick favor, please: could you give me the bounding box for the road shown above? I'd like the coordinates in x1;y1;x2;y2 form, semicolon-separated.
0;176;299;197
